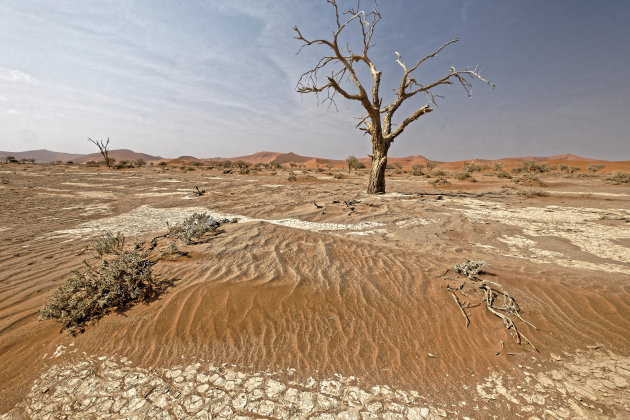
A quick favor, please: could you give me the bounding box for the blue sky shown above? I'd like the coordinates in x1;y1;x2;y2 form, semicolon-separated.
0;0;628;160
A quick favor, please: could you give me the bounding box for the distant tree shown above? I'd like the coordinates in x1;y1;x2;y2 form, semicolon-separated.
295;0;492;193
157;161;167;167
6;156;18;164
345;155;362;173
88;137;113;168
411;163;424;176
587;164;604;174
134;159;147;168
425;161;436;172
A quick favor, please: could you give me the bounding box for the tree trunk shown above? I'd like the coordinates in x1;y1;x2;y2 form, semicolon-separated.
367;148;387;194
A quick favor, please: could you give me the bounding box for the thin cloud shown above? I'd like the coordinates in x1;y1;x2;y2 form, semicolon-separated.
0;68;36;83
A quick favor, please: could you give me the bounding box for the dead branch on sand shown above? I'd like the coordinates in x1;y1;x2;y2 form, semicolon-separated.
447;260;539;352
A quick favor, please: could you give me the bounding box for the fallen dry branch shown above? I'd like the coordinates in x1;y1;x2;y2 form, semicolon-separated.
446;260;539;352
446;285;470;328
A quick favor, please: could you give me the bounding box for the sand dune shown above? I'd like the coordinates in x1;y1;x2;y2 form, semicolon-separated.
1;164;629;418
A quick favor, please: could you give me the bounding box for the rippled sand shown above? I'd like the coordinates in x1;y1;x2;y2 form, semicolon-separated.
1;165;629;418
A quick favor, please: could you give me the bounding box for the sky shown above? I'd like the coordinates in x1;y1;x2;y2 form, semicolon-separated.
0;0;629;161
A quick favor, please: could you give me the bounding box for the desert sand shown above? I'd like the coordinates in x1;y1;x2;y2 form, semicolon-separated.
0;160;629;419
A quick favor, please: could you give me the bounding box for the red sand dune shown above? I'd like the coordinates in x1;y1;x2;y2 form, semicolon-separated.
74;149;161;163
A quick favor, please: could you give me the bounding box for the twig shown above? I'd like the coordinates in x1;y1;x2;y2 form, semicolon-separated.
446;285;470;328
431;268;450;278
495;340;504;355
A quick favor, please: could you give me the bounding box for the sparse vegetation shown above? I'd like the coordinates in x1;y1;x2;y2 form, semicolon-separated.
453;260;486;279
167;212;227;244
454;171;477;182
512;174;547;187
39;250;155;334
587;164;604;174
495;171;512;179
512;161;549;174
517;189;549;198
91;231;125;257
345;155;364;173
411;164;424;176
606;172;630;184
463;162;482;173
287;172;297;182
334;172;345;179
429;176;450;187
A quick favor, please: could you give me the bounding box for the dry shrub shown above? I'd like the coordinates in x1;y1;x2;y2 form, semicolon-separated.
91;231;125;257
39;251;155;334
606;172;630;185
429;176;450;187
453;260;486;279
512;174;547;187
167;212;227;244
495;170;512;179
517;189;549;198
455;171;477;182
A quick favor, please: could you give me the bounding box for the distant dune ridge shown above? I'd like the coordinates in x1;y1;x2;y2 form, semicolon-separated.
1;149;627;168
0;149;83;163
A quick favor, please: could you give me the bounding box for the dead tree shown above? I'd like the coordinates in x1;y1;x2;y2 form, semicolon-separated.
88;137;113;168
295;0;493;193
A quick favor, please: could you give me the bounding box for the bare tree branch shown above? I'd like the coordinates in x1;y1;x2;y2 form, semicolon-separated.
295;0;493;194
88;137;112;169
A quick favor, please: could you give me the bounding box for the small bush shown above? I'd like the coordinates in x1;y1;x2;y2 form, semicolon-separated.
334;173;344;179
39;251;154;334
411;164;424;176
513;174;547;187
429;176;450;187
514;161;549;174
463;162;482;173
607;172;630;185
587;164;604;174
167;212;225;244
517;189;549;198
431;170;446;177
91;231;125;257
453;260;486;279
287;172;297;182
495;171;512;179
157;161;167;167
455;171;477;182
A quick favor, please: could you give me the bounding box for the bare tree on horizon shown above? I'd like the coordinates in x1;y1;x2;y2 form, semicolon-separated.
88;137;113;168
295;0;493;193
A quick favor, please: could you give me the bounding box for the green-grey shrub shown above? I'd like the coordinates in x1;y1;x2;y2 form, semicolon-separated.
39;251;154;334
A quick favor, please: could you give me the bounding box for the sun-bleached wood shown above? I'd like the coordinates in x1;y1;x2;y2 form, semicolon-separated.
295;0;493;193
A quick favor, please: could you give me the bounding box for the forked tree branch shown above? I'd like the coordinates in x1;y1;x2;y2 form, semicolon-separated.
295;0;493;147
